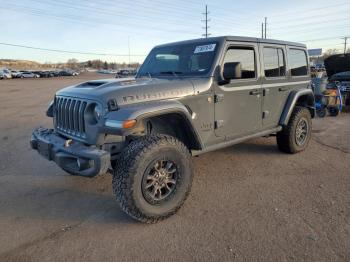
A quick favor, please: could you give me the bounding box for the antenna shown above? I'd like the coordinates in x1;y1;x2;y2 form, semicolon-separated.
201;5;211;38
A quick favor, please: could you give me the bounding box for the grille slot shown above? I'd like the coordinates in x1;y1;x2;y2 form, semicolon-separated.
55;97;87;137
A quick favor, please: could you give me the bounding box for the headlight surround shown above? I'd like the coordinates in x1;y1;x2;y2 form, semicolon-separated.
86;103;104;125
93;103;103;121
94;104;103;121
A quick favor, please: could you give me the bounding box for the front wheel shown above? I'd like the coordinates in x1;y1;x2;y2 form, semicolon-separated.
113;135;193;223
277;106;312;154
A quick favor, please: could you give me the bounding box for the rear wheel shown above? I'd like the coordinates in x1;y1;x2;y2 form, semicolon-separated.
113;134;193;223
277;106;312;154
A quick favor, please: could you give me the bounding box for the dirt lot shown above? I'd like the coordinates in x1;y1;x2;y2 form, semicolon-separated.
0;73;349;262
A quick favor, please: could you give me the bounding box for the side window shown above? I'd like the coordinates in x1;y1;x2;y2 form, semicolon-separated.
223;47;256;79
288;49;308;76
263;47;286;78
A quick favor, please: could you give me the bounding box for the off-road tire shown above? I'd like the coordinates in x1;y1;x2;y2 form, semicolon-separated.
328;107;339;117
277;106;312;154
113;134;193;223
316;107;326;118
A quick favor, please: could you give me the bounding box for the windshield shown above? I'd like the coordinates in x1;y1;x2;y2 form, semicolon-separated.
137;42;218;77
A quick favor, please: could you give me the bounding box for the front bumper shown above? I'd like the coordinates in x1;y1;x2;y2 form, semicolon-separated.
30;128;110;177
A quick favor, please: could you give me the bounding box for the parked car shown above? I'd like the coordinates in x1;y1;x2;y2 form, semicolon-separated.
10;70;21;78
18;72;40;78
116;69;136;78
325;54;350;106
58;70;74;76
49;71;58;77
31;36;314;223
0;69;12;79
32;71;54;78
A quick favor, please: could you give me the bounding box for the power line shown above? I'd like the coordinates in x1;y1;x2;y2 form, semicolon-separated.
0;42;146;57
202;5;210;38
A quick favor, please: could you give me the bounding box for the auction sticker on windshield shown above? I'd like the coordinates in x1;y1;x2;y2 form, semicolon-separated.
194;44;216;53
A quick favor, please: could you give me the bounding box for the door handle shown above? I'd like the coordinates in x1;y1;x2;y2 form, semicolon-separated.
249;90;262;95
279;87;289;91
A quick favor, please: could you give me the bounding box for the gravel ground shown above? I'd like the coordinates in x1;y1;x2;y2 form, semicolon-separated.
0;73;349;262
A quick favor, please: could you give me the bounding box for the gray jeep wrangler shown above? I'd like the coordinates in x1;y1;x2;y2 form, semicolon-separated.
31;36;315;223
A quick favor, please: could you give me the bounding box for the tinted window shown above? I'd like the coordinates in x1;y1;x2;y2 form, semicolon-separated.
263;47;286;77
138;42;218;77
289;49;308;76
223;47;256;79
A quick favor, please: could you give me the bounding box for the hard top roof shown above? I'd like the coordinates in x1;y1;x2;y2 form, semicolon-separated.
155;36;306;48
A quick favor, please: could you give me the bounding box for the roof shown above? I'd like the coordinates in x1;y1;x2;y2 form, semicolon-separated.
156;36;306;48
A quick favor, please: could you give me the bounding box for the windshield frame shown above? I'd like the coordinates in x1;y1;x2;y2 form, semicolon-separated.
136;40;223;79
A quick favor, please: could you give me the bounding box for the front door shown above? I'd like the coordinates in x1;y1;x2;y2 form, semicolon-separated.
214;43;263;138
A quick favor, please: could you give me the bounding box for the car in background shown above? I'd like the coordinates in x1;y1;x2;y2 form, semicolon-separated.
51;71;60;77
58;70;74;76
32;71;54;78
10;70;21;78
0;69;12;79
116;69;137;78
18;71;40;78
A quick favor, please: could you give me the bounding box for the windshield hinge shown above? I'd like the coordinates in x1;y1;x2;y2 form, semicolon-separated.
214;94;224;103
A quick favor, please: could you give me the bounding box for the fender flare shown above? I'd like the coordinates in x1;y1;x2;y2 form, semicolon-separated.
279;89;315;126
104;100;203;149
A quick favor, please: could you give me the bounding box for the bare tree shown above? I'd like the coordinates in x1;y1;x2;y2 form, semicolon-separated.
66;58;79;70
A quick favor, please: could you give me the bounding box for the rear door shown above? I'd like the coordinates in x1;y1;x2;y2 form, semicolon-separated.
214;42;263;138
260;44;289;128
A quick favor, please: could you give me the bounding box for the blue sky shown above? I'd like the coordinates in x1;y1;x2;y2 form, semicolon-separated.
0;0;349;63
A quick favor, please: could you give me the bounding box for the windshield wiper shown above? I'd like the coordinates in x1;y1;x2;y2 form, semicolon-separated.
137;72;152;79
159;71;183;77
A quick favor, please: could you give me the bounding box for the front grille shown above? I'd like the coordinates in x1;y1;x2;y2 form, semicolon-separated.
54;96;87;138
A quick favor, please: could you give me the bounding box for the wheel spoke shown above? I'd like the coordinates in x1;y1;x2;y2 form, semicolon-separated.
145;181;154;189
165;183;172;191
154;161;161;171
165;161;173;170
142;159;179;203
166;179;176;185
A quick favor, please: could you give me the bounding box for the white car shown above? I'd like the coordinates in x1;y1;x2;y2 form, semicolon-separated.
11;70;21;78
0;69;12;79
18;72;40;78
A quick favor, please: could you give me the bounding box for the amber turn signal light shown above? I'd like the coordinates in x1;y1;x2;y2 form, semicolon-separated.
122;119;137;129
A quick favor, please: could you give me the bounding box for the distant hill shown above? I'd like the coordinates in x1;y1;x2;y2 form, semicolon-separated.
0;59;47;70
0;59;140;70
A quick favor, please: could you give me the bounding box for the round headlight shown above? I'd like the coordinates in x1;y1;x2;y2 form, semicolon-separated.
93;104;103;121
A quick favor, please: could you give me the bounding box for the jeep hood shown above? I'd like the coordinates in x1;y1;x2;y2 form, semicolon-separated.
56;77;195;107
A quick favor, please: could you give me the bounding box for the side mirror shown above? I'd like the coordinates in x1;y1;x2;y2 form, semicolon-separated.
223;62;242;80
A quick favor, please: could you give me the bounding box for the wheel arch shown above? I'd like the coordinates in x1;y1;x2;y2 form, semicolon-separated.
106;100;203;151
139;111;202;151
279;89;315;126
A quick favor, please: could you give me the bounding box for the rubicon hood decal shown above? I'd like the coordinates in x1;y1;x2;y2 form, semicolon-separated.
56;77;195;106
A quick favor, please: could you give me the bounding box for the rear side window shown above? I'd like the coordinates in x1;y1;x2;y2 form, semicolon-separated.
223;47;256;79
263;47;286;77
289;49;308;76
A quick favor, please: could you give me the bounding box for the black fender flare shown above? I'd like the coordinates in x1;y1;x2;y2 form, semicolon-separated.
279;89;315;126
104;100;203;150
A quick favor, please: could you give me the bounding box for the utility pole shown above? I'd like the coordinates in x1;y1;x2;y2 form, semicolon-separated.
342;37;348;55
264;17;267;39
202;5;210;38
261;22;264;38
128;36;131;67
